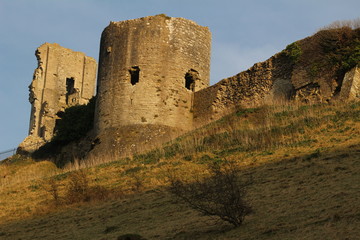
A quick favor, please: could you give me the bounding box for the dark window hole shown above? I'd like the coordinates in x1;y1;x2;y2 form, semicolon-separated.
66;77;75;104
129;66;140;85
185;69;198;92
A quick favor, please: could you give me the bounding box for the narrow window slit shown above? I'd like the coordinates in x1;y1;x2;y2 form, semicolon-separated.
129;66;140;85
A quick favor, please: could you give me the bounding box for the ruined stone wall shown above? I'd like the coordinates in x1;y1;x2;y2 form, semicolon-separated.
18;43;97;153
193;55;294;127
193;50;355;128
193;28;360;128
94;14;211;136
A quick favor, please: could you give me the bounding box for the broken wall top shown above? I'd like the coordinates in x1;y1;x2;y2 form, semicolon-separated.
26;42;97;143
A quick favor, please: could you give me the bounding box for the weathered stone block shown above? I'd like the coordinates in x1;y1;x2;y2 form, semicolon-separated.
340;65;360;101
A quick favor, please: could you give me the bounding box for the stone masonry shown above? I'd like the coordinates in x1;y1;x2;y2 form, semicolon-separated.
193;54;295;127
94;15;211;136
18;15;360;160
18;43;97;153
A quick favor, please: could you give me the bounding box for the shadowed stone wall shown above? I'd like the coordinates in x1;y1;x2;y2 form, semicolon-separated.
18;43;97;153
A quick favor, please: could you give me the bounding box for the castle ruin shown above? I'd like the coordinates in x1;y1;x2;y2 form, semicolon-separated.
18;14;360;159
18;43;97;153
95;15;211;135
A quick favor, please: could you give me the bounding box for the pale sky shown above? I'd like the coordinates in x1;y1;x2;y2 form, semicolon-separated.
0;0;359;156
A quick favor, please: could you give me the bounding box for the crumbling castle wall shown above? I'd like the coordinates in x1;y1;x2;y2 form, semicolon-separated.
194;30;360;128
18;43;97;153
18;16;360;162
193;54;294;127
94;15;211;137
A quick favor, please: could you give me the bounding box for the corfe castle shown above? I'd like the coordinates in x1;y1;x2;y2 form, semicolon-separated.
18;14;360;160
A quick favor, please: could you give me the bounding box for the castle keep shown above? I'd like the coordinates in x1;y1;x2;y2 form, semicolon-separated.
95;15;211;135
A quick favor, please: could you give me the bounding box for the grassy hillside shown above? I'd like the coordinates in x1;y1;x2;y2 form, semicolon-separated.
0;101;359;239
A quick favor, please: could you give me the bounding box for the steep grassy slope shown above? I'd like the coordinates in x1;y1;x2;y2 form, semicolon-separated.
0;102;359;239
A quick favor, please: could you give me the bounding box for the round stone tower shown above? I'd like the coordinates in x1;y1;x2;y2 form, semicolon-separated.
94;14;211;136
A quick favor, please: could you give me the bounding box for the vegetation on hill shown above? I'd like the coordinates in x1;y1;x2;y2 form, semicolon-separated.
1;101;359;239
286;25;360;90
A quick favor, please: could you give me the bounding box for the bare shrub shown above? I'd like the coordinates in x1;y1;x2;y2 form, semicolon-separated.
319;18;360;30
130;174;144;192
65;170;109;204
168;161;252;227
42;177;61;205
48;178;60;203
65;170;89;203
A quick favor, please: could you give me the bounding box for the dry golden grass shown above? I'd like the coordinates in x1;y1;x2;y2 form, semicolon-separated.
0;101;359;239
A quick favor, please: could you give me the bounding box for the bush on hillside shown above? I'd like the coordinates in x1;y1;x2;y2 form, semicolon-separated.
42;170;111;205
318;27;360;73
283;42;302;64
42;177;60;205
65;170;109;204
168;161;252;227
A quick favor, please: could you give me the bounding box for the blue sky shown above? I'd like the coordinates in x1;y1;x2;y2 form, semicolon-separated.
0;0;359;154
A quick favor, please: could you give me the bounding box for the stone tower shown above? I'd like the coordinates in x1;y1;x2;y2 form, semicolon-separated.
94;14;211;137
18;43;97;153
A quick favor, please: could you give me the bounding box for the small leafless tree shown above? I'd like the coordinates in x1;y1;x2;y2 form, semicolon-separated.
65;170;91;203
42;177;61;205
65;170;110;204
169;161;252;227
